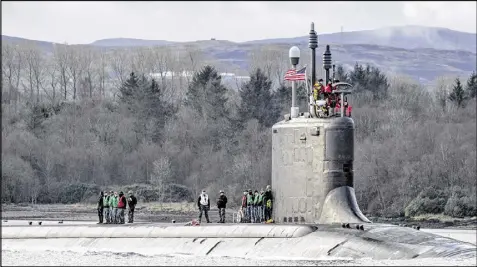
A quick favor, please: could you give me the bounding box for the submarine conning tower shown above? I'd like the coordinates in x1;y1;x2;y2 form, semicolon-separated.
271;22;371;225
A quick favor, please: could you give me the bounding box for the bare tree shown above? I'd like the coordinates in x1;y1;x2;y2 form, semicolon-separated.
181;44;205;82
110;48;131;88
66;45;88;100
130;47;150;76
150;46;170;87
97;48;109;98
29;44;47;103
53;43;70;100
434;76;456;112
2;43;23;107
44;56;59;103
248;45;288;88
20;42;37;104
78;46;98;98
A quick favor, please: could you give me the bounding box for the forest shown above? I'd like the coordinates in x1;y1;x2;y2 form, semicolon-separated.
2;41;476;218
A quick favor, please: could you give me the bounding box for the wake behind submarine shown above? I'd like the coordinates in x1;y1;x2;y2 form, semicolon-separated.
2;23;476;261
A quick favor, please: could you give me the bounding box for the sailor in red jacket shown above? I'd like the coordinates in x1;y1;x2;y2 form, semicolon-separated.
117;191;127;224
332;79;340;92
241;191;248;223
324;81;332;98
335;102;341;114
344;98;352;117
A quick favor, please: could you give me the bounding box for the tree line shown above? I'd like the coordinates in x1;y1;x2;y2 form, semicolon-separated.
2;41;476;218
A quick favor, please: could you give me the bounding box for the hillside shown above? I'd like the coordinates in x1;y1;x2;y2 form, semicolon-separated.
90;38;175;47
245;25;477;53
2;25;476;83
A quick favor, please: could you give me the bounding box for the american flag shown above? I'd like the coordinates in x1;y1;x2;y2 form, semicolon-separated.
284;67;306;81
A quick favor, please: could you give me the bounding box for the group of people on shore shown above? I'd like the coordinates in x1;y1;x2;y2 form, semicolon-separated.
97;190;137;224
240;185;273;223
97;187;273;225
195;186;274;224
195;189;228;224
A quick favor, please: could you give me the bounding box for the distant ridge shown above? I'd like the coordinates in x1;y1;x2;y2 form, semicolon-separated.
3;25;476;52
243;25;476;52
2;25;475;83
90;38;176;47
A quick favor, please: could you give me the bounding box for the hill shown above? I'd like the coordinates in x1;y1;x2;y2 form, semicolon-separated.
2;25;476;83
2;35;56;52
245;25;477;53
90;38;176;47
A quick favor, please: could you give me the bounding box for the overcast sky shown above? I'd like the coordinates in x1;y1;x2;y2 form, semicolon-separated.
2;1;476;44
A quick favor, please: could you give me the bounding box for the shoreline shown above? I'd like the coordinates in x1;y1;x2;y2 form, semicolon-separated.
2;203;476;230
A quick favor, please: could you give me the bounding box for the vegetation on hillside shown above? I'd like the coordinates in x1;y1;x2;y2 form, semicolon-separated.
2;42;476;218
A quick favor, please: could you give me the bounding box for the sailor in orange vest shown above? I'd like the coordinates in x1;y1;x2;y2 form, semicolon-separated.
313;79;324;101
312;79;325;115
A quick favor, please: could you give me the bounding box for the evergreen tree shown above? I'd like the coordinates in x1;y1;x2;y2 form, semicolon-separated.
119;72;176;143
449;77;466;108
146;78;176;143
185;65;229;120
184;65;231;152
366;66;389;100
348;63;388;100
334;65;349;83
349;63;366;85
119;72;139;104
466;71;477;99
238;68;278;128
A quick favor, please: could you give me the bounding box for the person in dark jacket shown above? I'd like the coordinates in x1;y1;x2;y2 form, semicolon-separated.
260;190;265;222
197;190;211;223
117;191;127;224
246;189;253;223
97;191;104;224
263;185;273;221
127;191;138;223
216;190;228;223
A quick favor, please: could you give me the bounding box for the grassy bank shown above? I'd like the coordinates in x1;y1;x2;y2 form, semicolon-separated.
367;214;477;229
2;203;476;229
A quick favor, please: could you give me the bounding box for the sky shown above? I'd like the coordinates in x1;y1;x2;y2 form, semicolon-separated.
2;1;476;44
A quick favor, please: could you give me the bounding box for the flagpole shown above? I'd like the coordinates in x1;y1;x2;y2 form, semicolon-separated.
304;65;309;97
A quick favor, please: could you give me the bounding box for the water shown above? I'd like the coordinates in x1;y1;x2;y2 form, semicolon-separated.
420;228;476;245
2;228;476;266
2;250;476;266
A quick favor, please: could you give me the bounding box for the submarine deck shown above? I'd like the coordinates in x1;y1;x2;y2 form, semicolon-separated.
2;221;476;260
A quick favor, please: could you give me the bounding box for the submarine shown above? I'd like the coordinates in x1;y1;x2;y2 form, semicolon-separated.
272;22;367;225
2;23;476;261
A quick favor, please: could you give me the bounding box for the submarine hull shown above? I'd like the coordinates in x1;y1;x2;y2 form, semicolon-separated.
2;222;476;260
